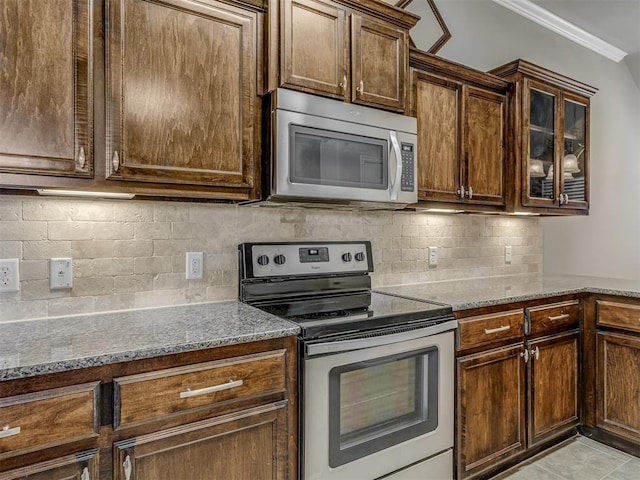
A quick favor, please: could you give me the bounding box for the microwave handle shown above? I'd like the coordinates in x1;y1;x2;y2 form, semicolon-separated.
389;131;403;201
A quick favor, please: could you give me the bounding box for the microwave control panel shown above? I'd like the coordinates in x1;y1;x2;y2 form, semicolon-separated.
400;143;415;192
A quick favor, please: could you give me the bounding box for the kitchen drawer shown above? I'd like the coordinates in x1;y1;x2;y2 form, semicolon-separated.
0;382;99;458
457;309;524;351
596;300;640;333
114;349;287;428
526;300;580;336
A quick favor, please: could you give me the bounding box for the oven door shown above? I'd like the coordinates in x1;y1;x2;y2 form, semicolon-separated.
273;109;417;205
302;326;454;480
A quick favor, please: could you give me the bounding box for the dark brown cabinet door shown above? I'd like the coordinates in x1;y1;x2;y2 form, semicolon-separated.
596;332;640;442
413;72;461;203
0;0;93;177
114;403;288;480
464;86;506;206
281;0;348;100
351;14;406;112
527;331;580;446
0;450;98;480
412;72;505;207
457;344;526;479
106;0;259;192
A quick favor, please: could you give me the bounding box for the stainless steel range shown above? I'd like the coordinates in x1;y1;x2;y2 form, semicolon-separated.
238;241;456;480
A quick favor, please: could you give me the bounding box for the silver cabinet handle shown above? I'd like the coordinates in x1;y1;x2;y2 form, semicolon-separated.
520;349;529;363
531;346;540;360
123;455;132;480
389;131;402;201
548;313;570;322
563;193;569;203
557;195;564;205
81;467;90;480
484;325;511;334
467;186;473;199
180;379;243;399
112;150;120;172
356;80;364;93
457;186;466;199
77;146;86;170
339;74;347;91
0;425;20;439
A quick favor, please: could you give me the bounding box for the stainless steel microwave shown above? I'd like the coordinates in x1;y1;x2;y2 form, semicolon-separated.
258;89;417;209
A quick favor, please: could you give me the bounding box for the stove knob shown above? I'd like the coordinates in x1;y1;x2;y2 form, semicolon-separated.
256;255;269;266
354;252;366;262
274;254;286;265
342;252;353;262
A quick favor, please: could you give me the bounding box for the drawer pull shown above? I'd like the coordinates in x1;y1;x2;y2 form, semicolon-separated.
548;313;570;321
81;467;90;480
0;425;20;439
484;325;511;334
180;379;243;399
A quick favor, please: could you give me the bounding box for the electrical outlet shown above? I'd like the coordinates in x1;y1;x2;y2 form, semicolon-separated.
505;245;513;264
50;258;73;289
186;252;203;280
0;259;19;292
428;247;438;267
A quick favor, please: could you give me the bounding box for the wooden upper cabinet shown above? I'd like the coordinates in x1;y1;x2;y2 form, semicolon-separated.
410;52;508;210
465;87;505;205
490;59;597;215
106;0;260;194
0;0;93;178
351;15;406;112
280;0;348;100
272;0;416;113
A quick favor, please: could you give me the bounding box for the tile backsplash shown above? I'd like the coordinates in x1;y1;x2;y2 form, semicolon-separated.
0;195;542;322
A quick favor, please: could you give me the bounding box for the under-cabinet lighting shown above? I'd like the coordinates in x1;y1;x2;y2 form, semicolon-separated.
511;211;540;216
421;208;464;214
36;189;135;199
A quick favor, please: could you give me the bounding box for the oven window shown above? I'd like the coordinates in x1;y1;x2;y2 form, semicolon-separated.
328;346;439;467
289;125;388;190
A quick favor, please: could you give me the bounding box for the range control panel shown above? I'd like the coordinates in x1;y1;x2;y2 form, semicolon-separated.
246;242;372;278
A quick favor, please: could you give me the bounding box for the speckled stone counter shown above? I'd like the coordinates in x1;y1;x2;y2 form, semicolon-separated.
0;301;299;382
377;274;640;311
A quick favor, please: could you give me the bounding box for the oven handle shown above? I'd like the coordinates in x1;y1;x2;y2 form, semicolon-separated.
305;319;457;357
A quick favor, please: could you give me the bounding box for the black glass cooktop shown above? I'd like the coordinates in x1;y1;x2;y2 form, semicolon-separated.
254;291;452;339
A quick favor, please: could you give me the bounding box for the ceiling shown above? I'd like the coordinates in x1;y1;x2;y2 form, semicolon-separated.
529;0;640;55
494;0;640;88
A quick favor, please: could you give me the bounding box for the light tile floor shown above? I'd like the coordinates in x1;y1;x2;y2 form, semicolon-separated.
491;436;640;480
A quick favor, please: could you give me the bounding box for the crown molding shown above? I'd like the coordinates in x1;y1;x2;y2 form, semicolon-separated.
492;0;628;62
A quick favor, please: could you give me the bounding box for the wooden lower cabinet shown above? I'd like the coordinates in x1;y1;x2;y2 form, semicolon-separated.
0;449;98;480
114;403;288;480
596;332;640;442
528;331;580;446
456;344;526;479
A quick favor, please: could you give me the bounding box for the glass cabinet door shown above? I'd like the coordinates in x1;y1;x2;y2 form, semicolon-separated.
561;98;587;204
527;87;557;203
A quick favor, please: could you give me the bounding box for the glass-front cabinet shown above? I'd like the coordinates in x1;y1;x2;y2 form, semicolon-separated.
491;60;596;215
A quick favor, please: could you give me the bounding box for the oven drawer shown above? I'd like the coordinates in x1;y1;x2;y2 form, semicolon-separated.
597;300;640;333
0;382;99;458
114;350;286;428
526;300;580;336
457;310;524;351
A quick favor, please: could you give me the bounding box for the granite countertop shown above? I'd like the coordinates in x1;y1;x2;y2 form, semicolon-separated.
0;301;299;382
376;273;640;311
